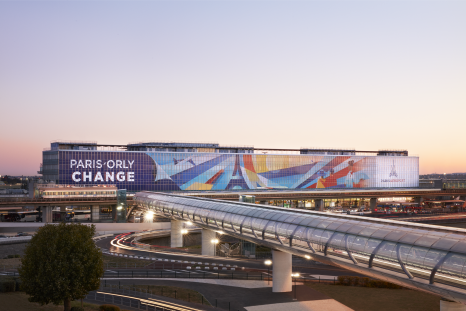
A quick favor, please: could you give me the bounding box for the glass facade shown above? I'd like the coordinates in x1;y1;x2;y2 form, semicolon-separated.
56;150;419;192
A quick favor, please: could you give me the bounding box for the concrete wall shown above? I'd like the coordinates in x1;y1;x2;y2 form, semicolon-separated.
0;242;28;259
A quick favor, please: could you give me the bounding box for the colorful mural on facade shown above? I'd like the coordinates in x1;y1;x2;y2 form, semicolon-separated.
59;151;419;192
150;153;375;191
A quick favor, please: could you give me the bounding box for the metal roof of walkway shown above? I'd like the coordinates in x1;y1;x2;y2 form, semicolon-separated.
135;191;466;304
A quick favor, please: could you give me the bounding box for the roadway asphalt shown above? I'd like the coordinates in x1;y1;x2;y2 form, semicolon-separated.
96;235;365;278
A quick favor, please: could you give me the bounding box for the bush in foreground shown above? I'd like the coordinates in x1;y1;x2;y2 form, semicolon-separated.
19;223;104;311
99;304;121;311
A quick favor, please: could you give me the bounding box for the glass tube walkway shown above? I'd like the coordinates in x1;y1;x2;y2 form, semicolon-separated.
135;191;466;304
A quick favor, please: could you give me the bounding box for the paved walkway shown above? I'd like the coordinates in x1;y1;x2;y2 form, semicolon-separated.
245;300;353;311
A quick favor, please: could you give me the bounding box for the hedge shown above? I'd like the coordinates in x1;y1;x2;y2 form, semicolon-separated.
99;305;121;311
337;276;402;289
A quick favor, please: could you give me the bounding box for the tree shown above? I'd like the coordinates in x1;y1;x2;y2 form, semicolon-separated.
19;223;104;311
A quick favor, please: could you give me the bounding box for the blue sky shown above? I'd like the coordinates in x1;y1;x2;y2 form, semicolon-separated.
1;1;465;175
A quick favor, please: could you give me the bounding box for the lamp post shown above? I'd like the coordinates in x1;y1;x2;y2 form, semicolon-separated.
292;273;300;300
264;260;272;285
211;239;219;256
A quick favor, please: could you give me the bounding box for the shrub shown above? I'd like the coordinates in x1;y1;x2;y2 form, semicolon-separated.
99;304;121;311
70;307;85;311
337;275;402;289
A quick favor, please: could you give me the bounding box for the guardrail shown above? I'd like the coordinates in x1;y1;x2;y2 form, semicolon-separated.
0;236;32;245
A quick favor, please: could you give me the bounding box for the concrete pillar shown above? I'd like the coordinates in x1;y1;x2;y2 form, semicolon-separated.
60;206;66;221
370;198;377;211
315;199;324;211
272;250;292;292
201;229;216;256
91;205;100;223
171;220;183;248
414;197;423;205
42;206;53;223
440;300;466;311
259;201;268;205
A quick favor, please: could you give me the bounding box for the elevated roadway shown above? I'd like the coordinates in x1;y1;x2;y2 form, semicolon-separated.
135;191;466;306
181;188;466;200
0;196;133;207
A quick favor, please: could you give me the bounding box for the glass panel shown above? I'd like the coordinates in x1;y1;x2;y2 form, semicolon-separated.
431;238;461;251
364;238;382;255
414;236;441;248
406;246;429;268
423;249;447;269
439;254;466;276
449;241;466;254
398;233;423;244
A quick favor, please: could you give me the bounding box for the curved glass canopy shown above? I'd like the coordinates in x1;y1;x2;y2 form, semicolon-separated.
135;191;466;288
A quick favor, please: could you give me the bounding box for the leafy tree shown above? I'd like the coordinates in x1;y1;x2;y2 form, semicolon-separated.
19;223;104;311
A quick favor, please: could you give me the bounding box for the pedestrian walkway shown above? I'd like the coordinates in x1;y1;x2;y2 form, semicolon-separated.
245;300;354;311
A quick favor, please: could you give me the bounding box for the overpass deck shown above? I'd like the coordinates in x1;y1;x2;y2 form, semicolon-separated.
135;191;466;305
180;188;466;200
0;196;133;207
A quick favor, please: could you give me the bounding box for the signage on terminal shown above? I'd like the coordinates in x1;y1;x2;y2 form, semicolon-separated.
70;159;135;183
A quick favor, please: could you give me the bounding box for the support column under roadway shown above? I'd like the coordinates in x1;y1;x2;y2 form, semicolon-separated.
170;220;183;248
201;229;216;256
272;249;292;292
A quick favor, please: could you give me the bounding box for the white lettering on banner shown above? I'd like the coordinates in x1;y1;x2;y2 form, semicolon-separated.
123;161;128;169
107;160;115;169
71;171;135;183
85;160;92;168
128;160;134;168
83;172;92;182
116;160;122;169
96;160;102;169
94;172;104;182
70;160;77;168
77;160;84;169
72;172;81;182
116;172;125;182
106;172;114;182
127;172;134;182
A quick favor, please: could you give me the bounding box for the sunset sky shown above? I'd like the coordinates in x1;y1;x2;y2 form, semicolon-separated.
1;1;465;176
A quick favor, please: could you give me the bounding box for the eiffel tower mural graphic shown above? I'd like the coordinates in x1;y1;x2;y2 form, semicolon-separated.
389;160;398;178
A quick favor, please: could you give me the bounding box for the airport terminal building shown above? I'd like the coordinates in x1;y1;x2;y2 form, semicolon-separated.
39;142;419;193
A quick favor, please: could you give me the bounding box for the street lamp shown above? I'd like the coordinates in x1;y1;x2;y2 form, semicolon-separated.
305;255;311;260
211;239;219;256
264;260;272;285
181;229;188;234
292;273;300;300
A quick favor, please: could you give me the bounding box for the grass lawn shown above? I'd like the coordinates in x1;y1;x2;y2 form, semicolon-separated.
0;292;102;311
306;283;440;311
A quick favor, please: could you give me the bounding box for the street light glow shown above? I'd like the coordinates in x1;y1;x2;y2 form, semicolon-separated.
116;205;123;210
264;260;272;266
181;229;188;234
305;255;311;259
211;239;219;244
185;221;192;225
292;273;300;277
